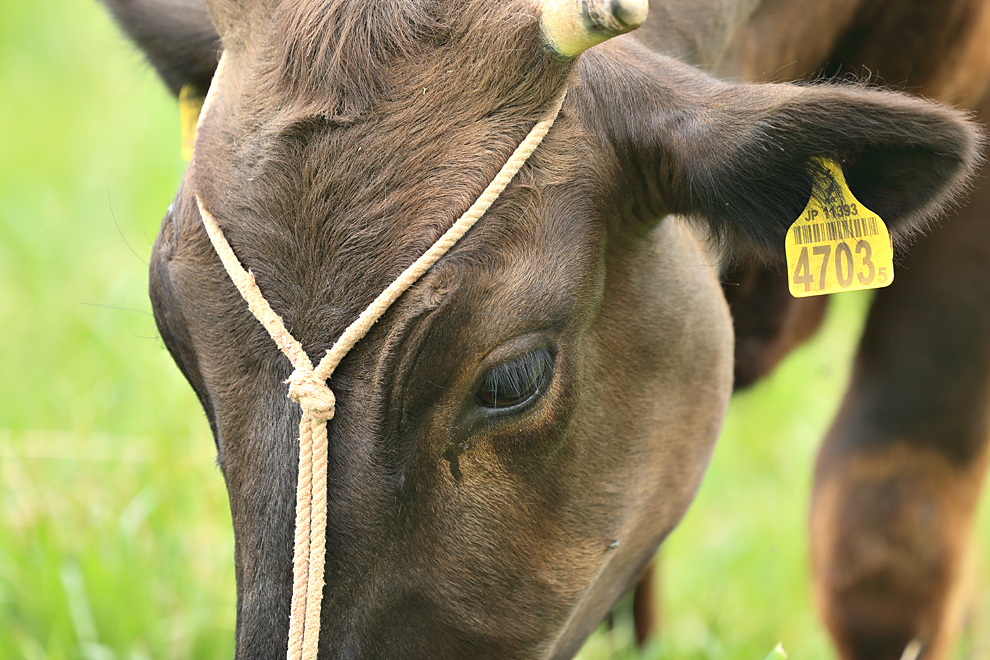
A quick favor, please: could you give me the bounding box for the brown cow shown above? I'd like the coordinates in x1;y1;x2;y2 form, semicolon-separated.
709;4;990;658
101;0;988;658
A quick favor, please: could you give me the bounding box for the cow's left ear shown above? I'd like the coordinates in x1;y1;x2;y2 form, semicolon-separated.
576;39;984;255
101;0;221;97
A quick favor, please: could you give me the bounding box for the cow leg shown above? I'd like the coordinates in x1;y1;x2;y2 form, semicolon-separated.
810;111;990;660
632;561;658;645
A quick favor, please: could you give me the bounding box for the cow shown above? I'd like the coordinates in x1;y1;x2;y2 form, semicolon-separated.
101;0;989;658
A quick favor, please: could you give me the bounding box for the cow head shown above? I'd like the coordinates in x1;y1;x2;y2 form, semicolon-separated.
104;0;981;657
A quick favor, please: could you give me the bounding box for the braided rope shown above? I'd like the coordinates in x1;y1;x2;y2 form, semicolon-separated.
195;88;565;660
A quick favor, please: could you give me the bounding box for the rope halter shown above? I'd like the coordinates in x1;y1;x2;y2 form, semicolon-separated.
194;88;567;660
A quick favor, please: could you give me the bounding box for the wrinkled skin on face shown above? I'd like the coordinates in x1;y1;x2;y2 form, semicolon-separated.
104;0;982;657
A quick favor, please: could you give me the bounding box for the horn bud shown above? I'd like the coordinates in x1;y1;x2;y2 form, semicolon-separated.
538;0;649;57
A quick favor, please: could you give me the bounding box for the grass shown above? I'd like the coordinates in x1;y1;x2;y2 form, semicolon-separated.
1;0;235;656
1;0;988;658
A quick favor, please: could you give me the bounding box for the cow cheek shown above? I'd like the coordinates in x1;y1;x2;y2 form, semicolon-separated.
596;218;732;530
545;218;734;656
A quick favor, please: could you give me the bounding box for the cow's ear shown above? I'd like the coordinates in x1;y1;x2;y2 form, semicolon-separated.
576;40;983;256
101;0;221;97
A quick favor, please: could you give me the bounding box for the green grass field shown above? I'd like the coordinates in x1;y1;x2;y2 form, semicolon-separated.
1;1;988;658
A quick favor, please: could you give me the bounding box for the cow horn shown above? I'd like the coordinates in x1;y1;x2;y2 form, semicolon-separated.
538;0;649;58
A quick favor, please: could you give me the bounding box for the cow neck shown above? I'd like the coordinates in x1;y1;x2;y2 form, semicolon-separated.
193;86;566;660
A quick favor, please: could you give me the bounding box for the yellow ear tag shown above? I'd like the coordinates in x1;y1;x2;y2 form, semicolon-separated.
179;85;205;162
786;158;894;297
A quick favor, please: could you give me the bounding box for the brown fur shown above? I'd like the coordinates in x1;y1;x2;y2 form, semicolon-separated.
812;443;988;659
101;1;990;658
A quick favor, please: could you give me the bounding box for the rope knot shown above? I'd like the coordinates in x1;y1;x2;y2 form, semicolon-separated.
286;369;335;421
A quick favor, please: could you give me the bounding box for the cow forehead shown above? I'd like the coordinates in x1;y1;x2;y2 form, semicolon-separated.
191;0;577;269
184;93;599;366
246;0;568;124
184;0;587;367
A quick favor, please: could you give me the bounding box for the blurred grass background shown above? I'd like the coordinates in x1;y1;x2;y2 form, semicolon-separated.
0;0;988;658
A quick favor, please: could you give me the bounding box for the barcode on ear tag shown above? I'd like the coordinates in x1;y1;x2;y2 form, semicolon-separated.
179;85;205;162
786;158;894;298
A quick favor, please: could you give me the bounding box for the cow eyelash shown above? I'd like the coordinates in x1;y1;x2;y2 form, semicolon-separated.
477;348;554;410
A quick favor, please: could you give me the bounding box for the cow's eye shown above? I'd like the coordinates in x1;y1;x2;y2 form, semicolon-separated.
477;349;554;409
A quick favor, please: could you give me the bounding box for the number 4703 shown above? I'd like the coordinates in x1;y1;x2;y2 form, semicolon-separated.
792;240;888;292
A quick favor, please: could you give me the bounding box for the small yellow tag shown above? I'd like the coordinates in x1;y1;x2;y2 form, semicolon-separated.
179;85;205;162
786;158;894;298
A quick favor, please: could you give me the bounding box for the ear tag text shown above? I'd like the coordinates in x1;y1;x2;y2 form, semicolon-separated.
786;158;894;298
179;85;204;162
